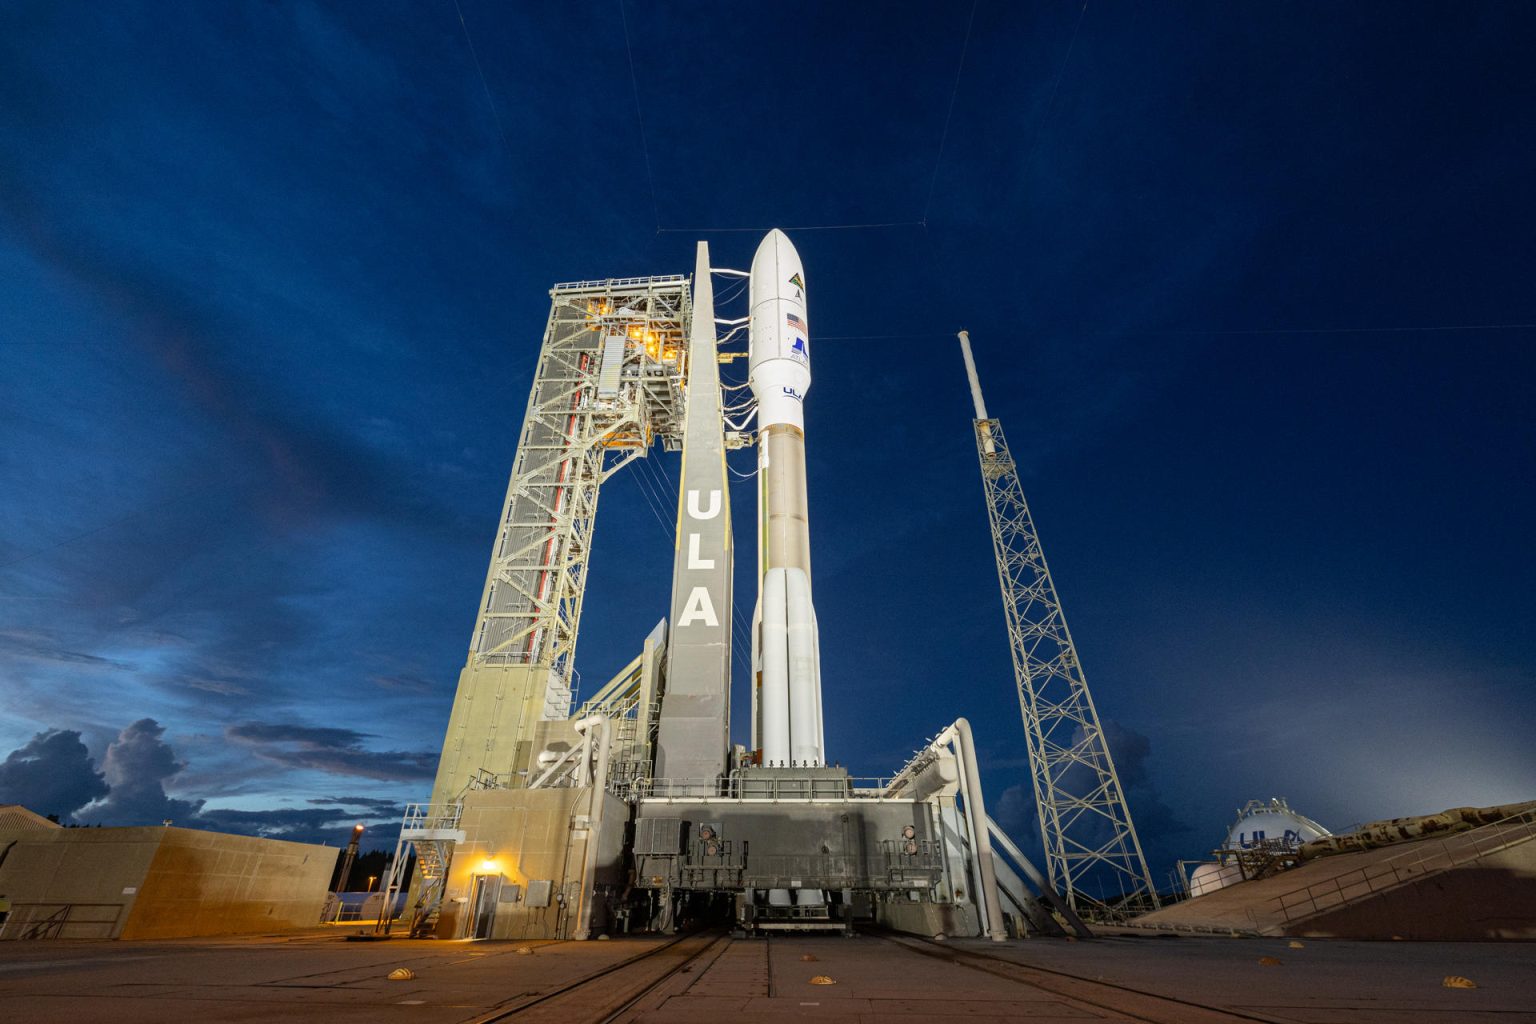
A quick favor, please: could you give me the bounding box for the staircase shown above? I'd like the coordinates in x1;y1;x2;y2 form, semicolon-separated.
375;803;467;937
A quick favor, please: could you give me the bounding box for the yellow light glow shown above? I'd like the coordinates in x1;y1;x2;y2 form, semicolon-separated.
477;859;500;875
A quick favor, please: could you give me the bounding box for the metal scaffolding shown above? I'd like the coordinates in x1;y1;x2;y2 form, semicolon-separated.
468;275;692;689
958;332;1160;914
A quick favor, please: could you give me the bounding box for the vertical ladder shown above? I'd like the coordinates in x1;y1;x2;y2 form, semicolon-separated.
958;331;1160;914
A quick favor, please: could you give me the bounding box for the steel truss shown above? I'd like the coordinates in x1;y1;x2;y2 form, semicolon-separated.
971;416;1159;912
468;276;691;695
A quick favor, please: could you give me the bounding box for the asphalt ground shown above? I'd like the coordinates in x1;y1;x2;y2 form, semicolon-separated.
0;928;1530;1023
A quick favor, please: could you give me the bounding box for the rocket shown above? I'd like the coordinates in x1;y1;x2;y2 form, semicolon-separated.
749;229;825;768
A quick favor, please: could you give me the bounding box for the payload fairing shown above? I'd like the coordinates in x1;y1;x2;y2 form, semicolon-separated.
748;229;825;768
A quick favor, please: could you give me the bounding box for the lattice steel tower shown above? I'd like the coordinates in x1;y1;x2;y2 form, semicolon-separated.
427;275;692;808
958;331;1160;913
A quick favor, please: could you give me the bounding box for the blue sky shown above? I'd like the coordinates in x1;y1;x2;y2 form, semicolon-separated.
1;1;1533;874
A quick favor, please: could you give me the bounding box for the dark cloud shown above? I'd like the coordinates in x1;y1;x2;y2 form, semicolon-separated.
989;720;1192;897
370;673;438;694
226;722;437;782
193;805;397;848
0;724;404;846
1099;720;1193;845
307;796;405;815
0;729;109;821
0;630;133;671
81;718;204;826
228;723;374;748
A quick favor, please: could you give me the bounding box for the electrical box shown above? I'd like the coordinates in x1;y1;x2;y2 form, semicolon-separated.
634;817;687;856
498;883;522;904
526;879;554;908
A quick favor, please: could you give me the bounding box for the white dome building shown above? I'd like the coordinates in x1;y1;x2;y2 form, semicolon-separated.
1187;798;1330;897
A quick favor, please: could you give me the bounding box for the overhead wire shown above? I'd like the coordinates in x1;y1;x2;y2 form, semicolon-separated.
622;457;754;681
922;0;979;226
1105;322;1536;338
617;0;662;231
659;220;924;234
450;0;517;163
0;488;200;571
651;451;757;683
1019;0;1090;178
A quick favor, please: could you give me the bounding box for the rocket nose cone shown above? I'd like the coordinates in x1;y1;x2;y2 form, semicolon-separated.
752;228;798;269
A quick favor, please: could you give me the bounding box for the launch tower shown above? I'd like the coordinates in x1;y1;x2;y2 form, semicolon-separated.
379;238;1081;942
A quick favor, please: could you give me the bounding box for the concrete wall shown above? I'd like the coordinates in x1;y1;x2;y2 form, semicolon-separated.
438;786;626;941
0;826;161;939
1295;840;1536;940
877;895;981;938
0;825;335;941
1133;828;1536;940
121;828;334;940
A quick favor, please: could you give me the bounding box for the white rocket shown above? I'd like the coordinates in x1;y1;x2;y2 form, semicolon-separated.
749;229;825;768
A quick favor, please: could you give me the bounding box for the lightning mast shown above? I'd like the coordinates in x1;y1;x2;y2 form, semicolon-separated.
958;331;1160;914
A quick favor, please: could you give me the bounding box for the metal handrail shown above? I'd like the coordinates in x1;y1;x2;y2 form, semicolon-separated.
551;274;689;293
633;775;909;801
399;802;465;831
5;901;123;940
1264;808;1536;927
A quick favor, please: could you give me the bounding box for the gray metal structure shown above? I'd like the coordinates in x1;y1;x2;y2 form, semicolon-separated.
958;331;1160;913
654;243;734;789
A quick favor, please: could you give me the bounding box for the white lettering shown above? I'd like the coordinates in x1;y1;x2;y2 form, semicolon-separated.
687;489;721;520
679;586;719;627
687;533;715;570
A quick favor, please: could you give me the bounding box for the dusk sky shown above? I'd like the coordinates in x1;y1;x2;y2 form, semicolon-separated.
2;1;1533;878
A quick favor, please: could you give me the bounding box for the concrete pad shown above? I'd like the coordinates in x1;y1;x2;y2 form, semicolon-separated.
1;930;1533;1024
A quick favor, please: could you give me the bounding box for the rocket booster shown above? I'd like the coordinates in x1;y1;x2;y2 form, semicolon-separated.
749;229;825;768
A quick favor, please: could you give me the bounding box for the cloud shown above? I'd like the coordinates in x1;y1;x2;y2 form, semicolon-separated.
307;796;405;815
226;722;437;782
0;630;133;671
192;805;396;848
1099;719;1193;842
80;718;204;826
370;673;437;694
0;729;109;820
989;720;1192;897
0;723;408;846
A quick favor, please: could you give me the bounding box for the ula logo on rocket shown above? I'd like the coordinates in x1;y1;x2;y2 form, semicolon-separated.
781;386;803;401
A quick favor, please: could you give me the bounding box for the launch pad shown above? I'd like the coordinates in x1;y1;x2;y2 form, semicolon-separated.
377;232;1114;943
11;928;1535;1024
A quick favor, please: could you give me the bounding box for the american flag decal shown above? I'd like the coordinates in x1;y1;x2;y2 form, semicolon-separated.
786;313;806;332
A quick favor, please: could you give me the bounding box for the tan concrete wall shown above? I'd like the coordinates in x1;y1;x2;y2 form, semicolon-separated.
1295;839;1536;940
877;896;981;939
1135;829;1536;940
0;805;62;831
0;826;161;939
438;786;626;941
121;828;335;940
430;663;555;806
